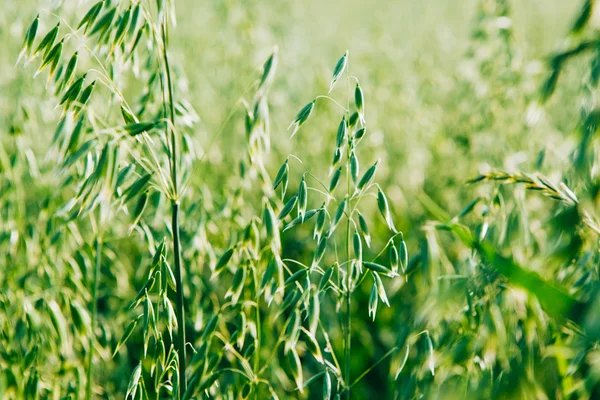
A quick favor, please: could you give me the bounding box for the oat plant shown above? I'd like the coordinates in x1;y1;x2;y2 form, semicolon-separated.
17;0;198;397
270;51;414;398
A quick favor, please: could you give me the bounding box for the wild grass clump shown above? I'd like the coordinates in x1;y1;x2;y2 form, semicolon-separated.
3;0;600;398
6;1;424;398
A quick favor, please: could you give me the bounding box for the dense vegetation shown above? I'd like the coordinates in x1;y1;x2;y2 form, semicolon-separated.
2;0;600;398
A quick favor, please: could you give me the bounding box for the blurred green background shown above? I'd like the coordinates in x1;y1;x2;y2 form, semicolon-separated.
0;0;584;221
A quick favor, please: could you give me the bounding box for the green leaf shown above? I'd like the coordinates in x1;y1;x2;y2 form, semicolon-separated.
278;195;298;219
285;269;309;287
46;299;68;346
363;261;394;276
357;211;371;248
74;81;96;117
289;100;315;138
330;199;346;233
283;209;318;232
23;344;38;370
319;265;335;291
298;177;308;218
329;50;348;93
349;111;359;128
112;6;132;51
260;257;277;290
70;300;91;336
372;271;389;306
272;161;288;191
355;83;364;119
122;173;152;203
264;202;281;250
121;105;137;124
59;73;87;108
128;191;148;232
312;236;328;267
355;127;366;140
399;237;408;272
394;345;410;379
259;46;278;90
128;4;141;38
225;265;247;306
214;247;234;274
36;38;63;77
201;315;219;342
62;139;95;169
115;163;135;192
314;207;327;240
77;1;105;34
124;121;158;136
287;348;304;393
323;371;332;399
336;117;347;148
125;362;142;399
332;147;342;166
350;152;359;185
368;283;378;321
113;314;142;357
329;167;342;192
301;327;323;363
457;198;480;219
16;14;39;65
389;242;399;274
90;7;116;37
571;0;593;34
377;188;397;232
62;52;79;88
33;22;59;58
357;161;378;191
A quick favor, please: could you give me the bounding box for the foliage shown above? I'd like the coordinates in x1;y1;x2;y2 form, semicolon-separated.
2;0;600;399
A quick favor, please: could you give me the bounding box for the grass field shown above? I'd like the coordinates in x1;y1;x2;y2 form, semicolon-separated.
1;0;600;399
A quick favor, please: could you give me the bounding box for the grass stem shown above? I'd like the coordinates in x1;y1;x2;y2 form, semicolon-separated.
161;20;187;398
86;236;101;400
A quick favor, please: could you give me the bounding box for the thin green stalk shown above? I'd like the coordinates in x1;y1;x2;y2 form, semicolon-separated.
172;202;187;397
253;265;261;400
349;346;398;388
162;28;178;194
161;21;187;397
86;236;102;400
343;65;352;400
344;139;352;400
